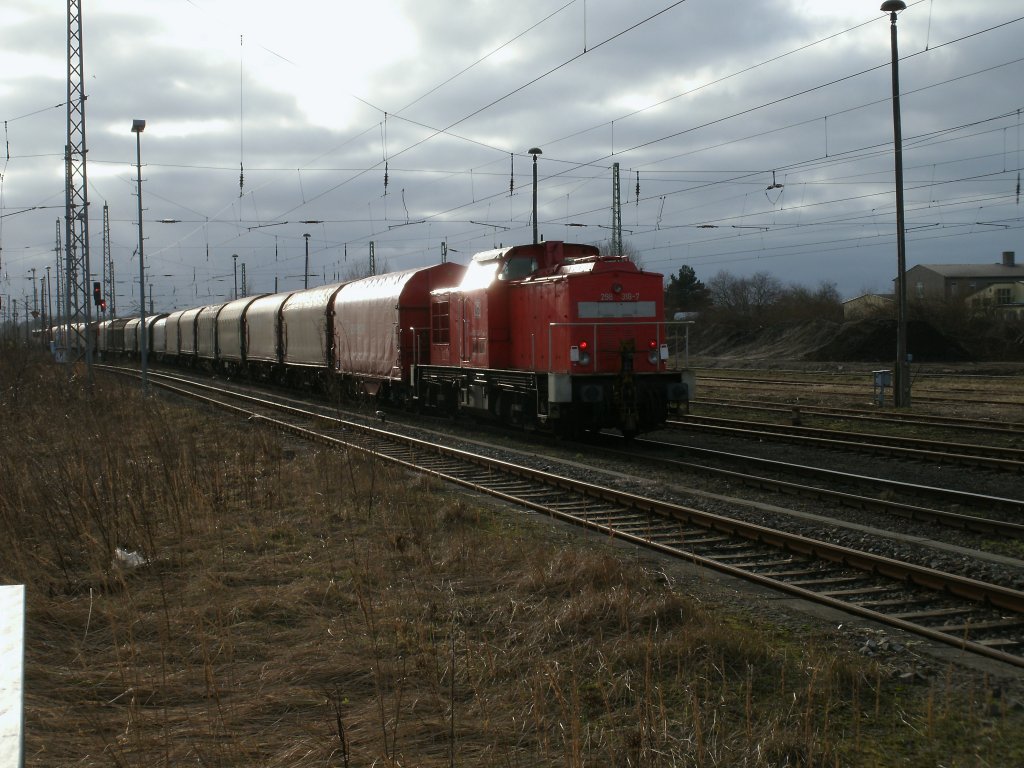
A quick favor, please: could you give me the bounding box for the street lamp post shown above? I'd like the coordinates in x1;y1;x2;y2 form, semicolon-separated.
303;233;311;289
528;148;542;244
132;119;148;393
232;254;239;300
881;0;910;407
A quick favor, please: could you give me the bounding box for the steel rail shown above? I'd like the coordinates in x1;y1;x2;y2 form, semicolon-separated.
599;439;1024;539
693;397;1024;434
669;416;1024;473
699;376;1024;408
639;436;1024;514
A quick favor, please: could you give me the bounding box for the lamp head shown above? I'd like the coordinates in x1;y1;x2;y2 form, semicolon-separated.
131;119;146;133
528;147;542;156
880;1;906;12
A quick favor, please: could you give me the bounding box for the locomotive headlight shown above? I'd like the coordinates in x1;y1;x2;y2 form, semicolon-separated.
612;282;623;294
648;350;659;364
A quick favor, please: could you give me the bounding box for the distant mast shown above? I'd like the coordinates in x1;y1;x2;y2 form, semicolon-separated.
611;162;622;256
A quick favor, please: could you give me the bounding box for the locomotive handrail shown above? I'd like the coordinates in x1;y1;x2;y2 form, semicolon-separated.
546;319;693;374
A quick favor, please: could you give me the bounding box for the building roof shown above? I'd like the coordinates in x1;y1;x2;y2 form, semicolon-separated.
842;293;894;304
910;263;1024;279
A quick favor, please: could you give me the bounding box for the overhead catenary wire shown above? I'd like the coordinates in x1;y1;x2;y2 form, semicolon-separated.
4;2;1022;309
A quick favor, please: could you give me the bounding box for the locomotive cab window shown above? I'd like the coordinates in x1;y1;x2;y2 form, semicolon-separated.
431;300;450;344
498;256;537;281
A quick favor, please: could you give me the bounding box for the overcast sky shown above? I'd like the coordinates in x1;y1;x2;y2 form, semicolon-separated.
1;0;1021;315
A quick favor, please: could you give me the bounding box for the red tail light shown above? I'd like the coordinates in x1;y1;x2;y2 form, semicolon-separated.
648;339;657;350
579;340;589;351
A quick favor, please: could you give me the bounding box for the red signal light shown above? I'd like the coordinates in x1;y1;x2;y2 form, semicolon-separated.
648;339;658;349
579;340;589;351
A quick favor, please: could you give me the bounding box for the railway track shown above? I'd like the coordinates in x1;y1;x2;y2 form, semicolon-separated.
115;366;1024;670
605;436;1024;540
668;415;1024;473
698;374;1024;408
694;396;1024;436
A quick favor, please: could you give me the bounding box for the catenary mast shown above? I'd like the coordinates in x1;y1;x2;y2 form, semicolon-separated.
64;0;94;371
611;162;623;256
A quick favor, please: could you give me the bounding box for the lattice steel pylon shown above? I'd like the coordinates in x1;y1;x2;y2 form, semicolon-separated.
64;0;94;368
102;202;115;317
53;219;63;328
611;162;623;256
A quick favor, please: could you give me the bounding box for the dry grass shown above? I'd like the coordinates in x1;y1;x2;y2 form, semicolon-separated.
2;348;1023;767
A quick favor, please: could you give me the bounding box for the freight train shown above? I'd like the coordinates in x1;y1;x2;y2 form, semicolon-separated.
93;241;694;437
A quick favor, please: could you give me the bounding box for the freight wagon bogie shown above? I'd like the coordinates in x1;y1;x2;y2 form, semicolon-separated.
413;365;539;425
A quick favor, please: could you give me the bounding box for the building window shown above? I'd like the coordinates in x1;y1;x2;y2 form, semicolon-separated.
996;288;1011;305
915;282;924;299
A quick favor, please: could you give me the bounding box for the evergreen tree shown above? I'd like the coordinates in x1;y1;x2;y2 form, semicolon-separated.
664;265;710;313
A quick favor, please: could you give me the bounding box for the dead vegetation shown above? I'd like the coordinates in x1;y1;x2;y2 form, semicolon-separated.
2;349;1023;766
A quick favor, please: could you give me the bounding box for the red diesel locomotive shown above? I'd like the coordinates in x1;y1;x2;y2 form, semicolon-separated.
415;241;692;436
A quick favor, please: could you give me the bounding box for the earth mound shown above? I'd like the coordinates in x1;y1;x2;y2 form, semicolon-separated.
691;318;971;363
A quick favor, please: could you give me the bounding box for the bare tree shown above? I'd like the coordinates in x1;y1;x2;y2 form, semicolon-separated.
597;239;643;269
748;272;783;310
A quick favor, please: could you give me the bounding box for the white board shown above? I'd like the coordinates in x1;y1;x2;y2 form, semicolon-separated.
0;585;25;768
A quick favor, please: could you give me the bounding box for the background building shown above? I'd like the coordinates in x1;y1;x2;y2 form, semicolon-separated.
898;251;1023;304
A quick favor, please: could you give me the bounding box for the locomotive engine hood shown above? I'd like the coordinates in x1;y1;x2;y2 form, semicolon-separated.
456;241;605;290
